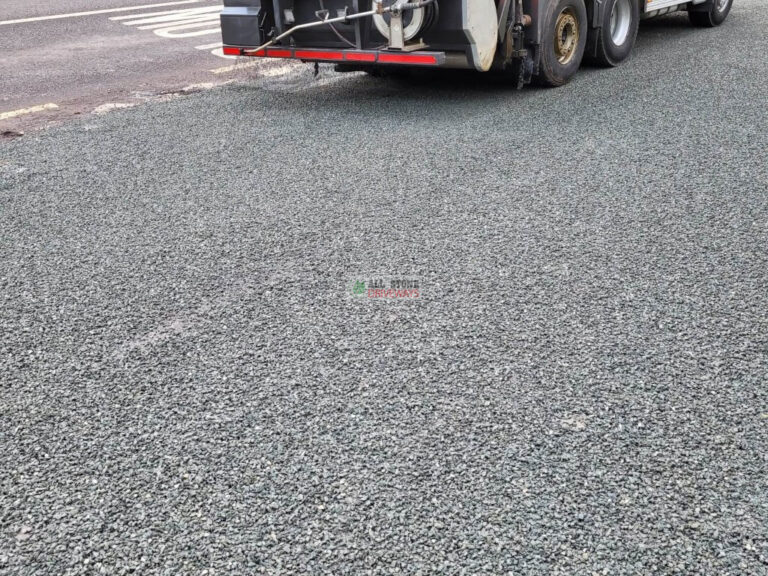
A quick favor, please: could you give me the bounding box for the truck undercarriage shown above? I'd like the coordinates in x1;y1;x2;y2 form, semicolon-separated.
220;0;733;86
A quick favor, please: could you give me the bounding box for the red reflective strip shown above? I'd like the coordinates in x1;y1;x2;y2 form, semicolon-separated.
378;53;438;65
246;49;266;57
222;46;241;56
295;50;344;61
345;52;376;62
267;49;292;58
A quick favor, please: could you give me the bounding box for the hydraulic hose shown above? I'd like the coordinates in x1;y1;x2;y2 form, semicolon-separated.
318;0;356;48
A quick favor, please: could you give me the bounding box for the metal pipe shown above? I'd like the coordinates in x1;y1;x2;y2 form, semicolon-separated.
244;0;434;55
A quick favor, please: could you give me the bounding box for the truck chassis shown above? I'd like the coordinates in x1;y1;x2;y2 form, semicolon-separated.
220;0;733;86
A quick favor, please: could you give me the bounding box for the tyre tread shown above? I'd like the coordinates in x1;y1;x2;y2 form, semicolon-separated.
534;0;588;87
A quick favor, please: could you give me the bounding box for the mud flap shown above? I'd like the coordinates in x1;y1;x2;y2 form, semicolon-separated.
464;0;499;71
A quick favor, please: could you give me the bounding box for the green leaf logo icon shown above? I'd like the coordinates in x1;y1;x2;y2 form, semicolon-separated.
352;280;366;296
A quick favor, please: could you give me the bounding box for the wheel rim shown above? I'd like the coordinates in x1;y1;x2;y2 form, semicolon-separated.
610;0;632;46
554;8;580;65
715;0;729;12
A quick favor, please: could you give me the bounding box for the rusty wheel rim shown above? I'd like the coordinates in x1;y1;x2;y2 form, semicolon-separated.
554;7;580;65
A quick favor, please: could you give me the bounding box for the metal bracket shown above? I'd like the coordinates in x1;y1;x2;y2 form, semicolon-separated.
389;8;405;49
592;0;604;27
384;0;428;51
497;0;511;43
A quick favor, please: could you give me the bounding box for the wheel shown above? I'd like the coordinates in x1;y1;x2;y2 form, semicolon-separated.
534;0;588;87
588;0;639;67
689;0;733;27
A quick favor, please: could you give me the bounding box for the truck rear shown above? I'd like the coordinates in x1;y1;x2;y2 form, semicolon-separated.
220;0;733;86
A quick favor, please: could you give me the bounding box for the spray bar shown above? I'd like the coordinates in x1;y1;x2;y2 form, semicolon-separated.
244;0;435;55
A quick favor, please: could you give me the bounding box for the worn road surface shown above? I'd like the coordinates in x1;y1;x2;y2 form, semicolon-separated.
1;1;768;574
0;0;279;132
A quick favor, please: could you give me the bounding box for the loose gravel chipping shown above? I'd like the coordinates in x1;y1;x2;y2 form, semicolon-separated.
1;4;767;575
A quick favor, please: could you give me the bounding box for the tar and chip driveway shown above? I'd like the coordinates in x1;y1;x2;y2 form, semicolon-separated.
1;0;767;573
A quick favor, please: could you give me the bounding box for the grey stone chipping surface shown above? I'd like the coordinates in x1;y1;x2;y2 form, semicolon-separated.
1;4;767;575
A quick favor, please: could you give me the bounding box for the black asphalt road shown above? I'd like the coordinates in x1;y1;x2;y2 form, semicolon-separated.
0;0;269;132
1;1;768;574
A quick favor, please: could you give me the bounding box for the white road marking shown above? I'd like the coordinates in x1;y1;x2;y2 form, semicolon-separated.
0;103;59;121
0;1;203;26
109;5;219;21
115;5;220;25
195;43;234;60
155;23;221;38
207;47;235;59
92;102;137;115
137;16;219;30
114;4;225;48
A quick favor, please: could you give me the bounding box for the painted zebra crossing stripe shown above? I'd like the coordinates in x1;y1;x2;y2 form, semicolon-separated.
113;5;221;26
110;4;234;58
0;1;203;26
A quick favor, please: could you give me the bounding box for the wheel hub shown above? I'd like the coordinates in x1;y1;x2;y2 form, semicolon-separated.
555;8;579;65
610;0;632;46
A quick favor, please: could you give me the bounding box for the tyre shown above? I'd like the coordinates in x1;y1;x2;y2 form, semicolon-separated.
534;0;588;87
588;0;639;67
689;0;733;27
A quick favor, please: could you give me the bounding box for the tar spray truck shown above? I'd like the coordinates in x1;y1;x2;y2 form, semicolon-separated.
219;0;732;86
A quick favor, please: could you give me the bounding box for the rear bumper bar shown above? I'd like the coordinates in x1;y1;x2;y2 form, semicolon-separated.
222;46;447;66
